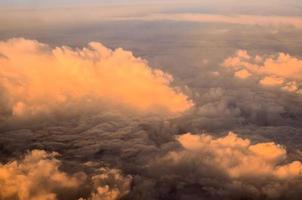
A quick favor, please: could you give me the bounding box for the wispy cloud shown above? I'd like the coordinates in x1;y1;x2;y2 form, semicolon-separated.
123;13;302;29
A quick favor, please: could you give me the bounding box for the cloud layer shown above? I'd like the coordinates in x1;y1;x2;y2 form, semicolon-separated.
125;14;302;29
0;33;302;200
0;38;192;119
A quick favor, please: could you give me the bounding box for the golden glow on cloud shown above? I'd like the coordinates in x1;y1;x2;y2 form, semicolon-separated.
150;132;302;198
234;69;251;79
0;38;192;117
0;150;132;200
223;50;302;93
80;168;132;200
176;132;302;179
0;150;83;200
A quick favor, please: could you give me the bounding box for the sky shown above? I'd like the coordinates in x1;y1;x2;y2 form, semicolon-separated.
1;1;302;200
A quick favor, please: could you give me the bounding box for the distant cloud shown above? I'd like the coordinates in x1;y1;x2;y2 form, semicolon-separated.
125;14;302;29
223;50;302;93
0;38;192;119
1;7;302;31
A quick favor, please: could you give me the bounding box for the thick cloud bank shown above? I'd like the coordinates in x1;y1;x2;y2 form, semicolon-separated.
0;38;192;119
1;38;302;200
223;50;302;93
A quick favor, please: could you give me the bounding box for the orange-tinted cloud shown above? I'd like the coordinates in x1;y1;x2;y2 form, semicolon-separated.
150;132;302;198
0;150;84;200
0;150;132;200
0;38;192;118
234;69;251;79
176;132;302;179
223;50;302;93
80;168;132;200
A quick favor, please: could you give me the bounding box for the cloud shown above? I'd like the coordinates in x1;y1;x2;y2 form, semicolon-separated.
1;20;302;200
177;132;302;179
2;5;302;32
0;150;133;200
149;132;302;199
80;168;132;200
0;38;192;119
223;50;302;93
124;14;302;29
234;69;252;79
0;1;200;31
0;150;84;200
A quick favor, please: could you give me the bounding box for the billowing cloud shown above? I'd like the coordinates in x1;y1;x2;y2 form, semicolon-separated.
80;168;132;200
0;38;192;119
177;132;302;179
0;150;84;200
223;50;302;93
0;150;132;200
149;132;302;199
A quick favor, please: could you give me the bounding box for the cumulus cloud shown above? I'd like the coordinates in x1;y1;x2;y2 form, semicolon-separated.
80;168;132;200
0;150;84;200
177;132;302;179
0;150;133;200
0;38;192;119
223;50;302;93
149;132;302;199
